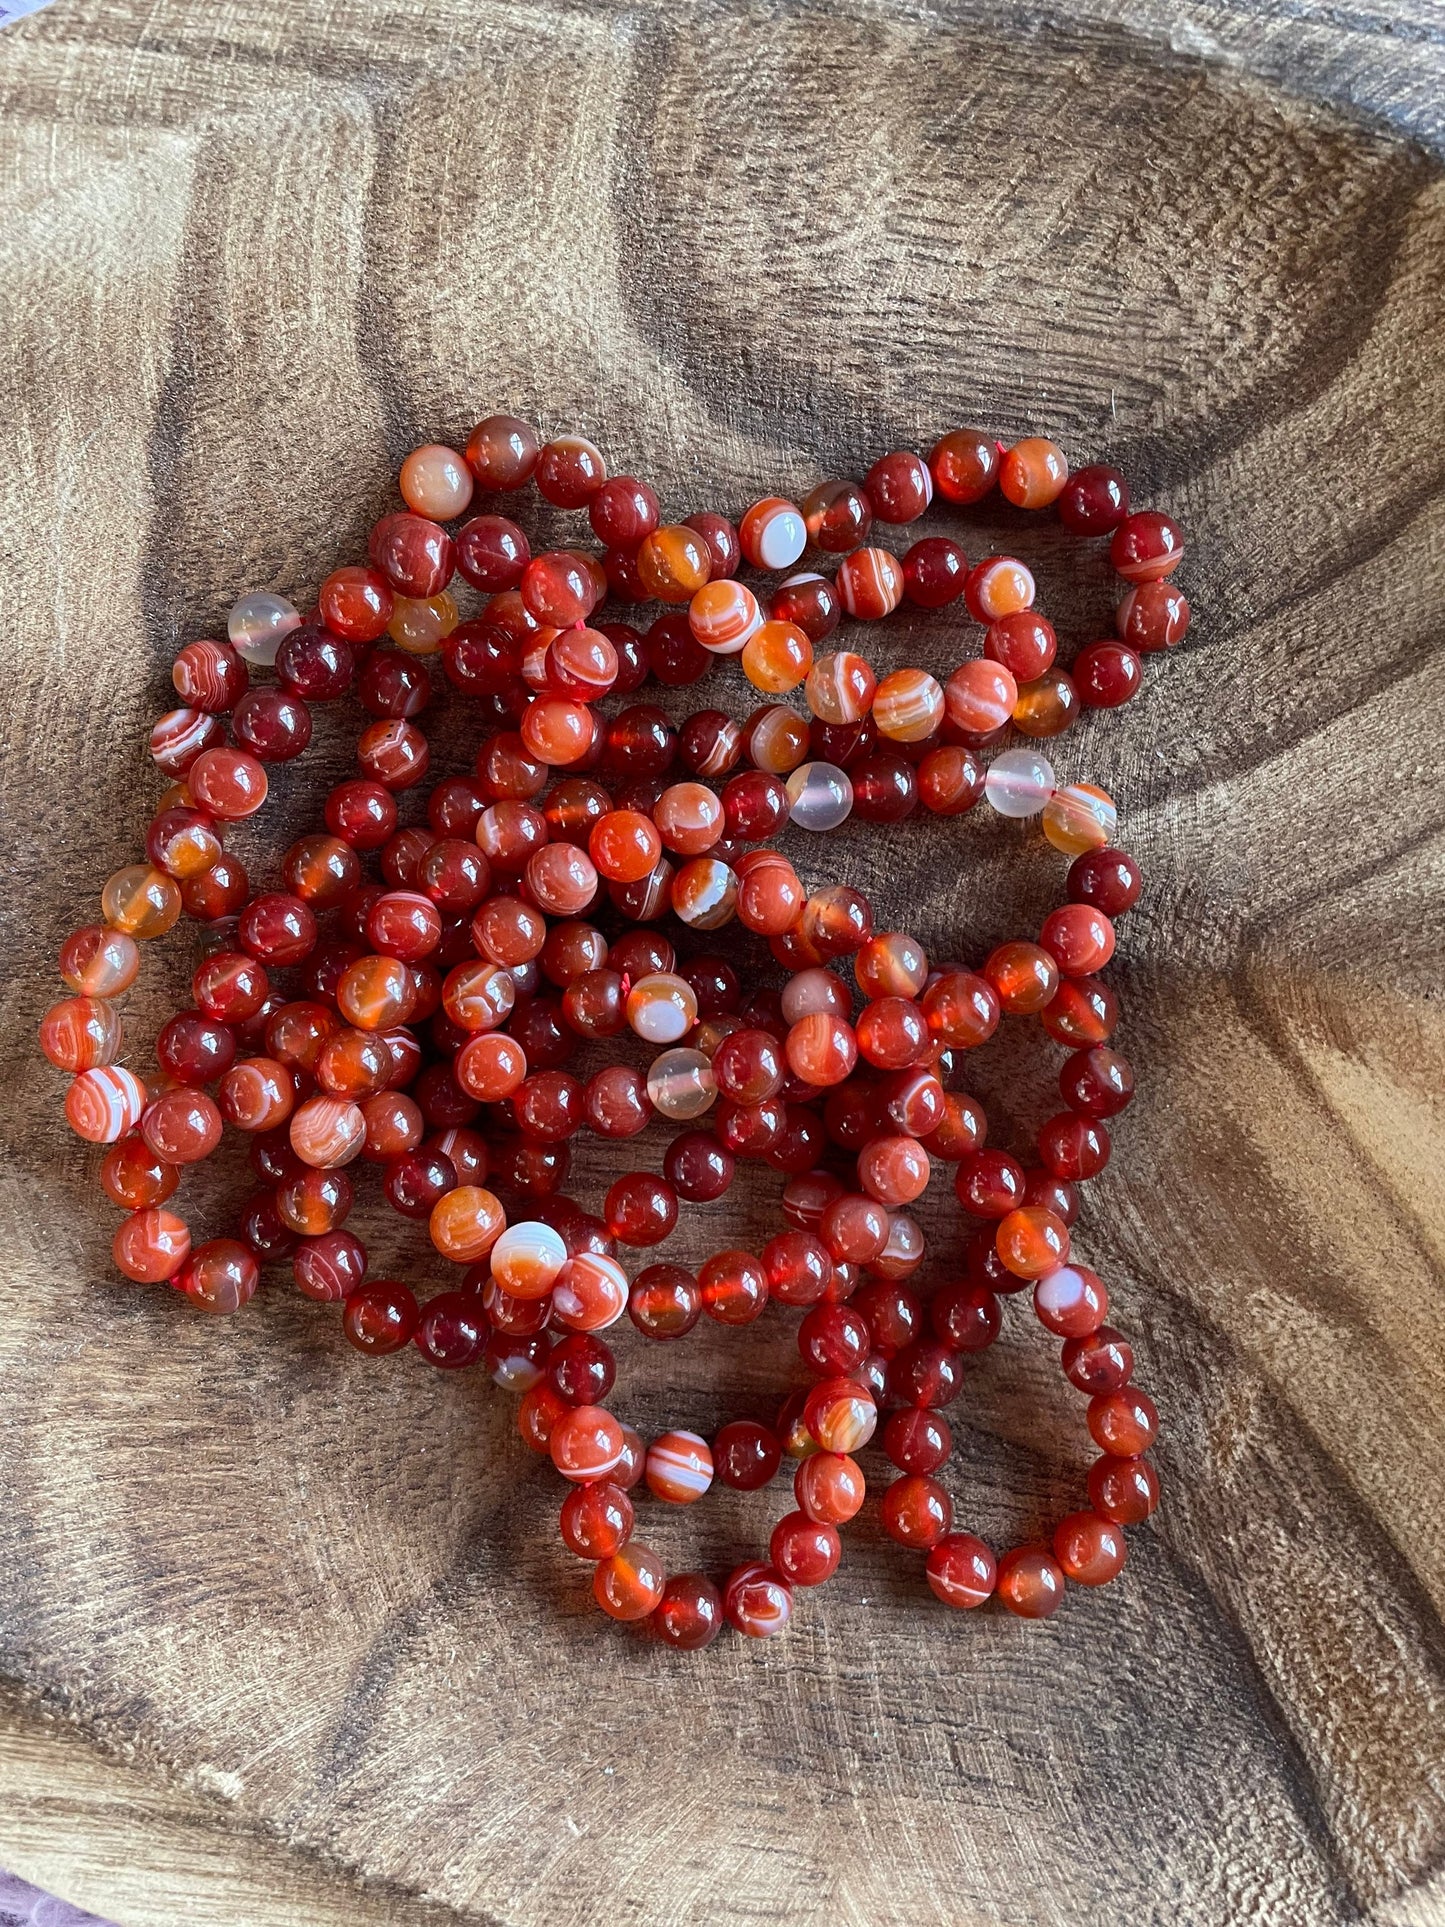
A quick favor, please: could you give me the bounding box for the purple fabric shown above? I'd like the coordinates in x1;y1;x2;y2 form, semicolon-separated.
0;1871;116;1927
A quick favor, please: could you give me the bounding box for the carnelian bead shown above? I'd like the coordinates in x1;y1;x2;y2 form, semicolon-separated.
275;1167;352;1237
113;1208;190;1283
836;547;903;619
1040;904;1115;976
66;1067;147;1143
964;556;1034;623
644;1430;714;1505
59;925;140;998
589;809;662;883
1061;1046;1134;1118
873;668;943;742
146;806;222;880
984;940;1059;1015
921;968;999;1048
856;996;929;1071
742;618;812;693
955;1150;1025;1219
520;695;594;768
336;955;413;1032
359;1091;424;1160
549;1404;625;1484
1074;641;1143;709
996;1206;1070;1280
358;719;429;789
1054;1511;1127;1586
1068;847;1142;917
594;1543;666;1621
1058;463;1128;535
771;571;840;642
919;745;984;815
653;781;724;856
140;1088;222;1165
637;524;712;603
1088;1388;1159;1456
340;1278;418;1354
101;1137;177;1210
1062;1324;1133;1395
664;1131;734;1203
794;1451;865;1525
189;746;268;821
881;1474;952;1549
881;1408;949;1474
803;1377;877;1453
655;1574;723;1650
801;477;872;553
999;437;1068;509
524;842;599;917
723;1562;793;1636
150;708;223;777
604;1171;677;1247
712;1419;780;1490
1111;509;1184;581
429;1185;505;1263
984;612;1056;683
217;1057;293;1131
39;996;121;1073
699;1250;769;1325
513;1069;584;1141
178;1239;260;1316
626;1262;700;1340
996;1544;1064;1618
1013;670;1079;738
172;638;248;712
785;1013;857;1088
239;893;317;967
535;435;606;507
739;497;806;572
770;1511;841;1587
561;1481;634;1560
927;1534;999;1609
1116;580;1190;651
1038;1113;1111;1181
1088;1454;1160;1525
464;414;539;490
929;428;997;503
520;550;594;628
289;1095;366;1168
101;865;182;941
476;802;548;871
683;510;740;579
1041;978;1117;1047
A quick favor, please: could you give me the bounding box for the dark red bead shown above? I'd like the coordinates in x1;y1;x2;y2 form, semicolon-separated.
455;514;530;592
1067;846;1142;917
1074;640;1143;708
1057;464;1129;536
901;536;967;608
714;1419;782;1490
414;1290;487;1369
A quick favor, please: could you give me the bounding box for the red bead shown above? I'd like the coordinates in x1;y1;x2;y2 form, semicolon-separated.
881;1474;951;1548
464;415;540;490
1111;510;1184;582
604;1171;677;1246
1074;640;1142;708
770;1511;841;1587
929;1281;1001;1353
628;1262;701;1340
1088;1388;1159;1457
560;1481;634;1560
888;1340;961;1409
928;428;997;504
535;436;606;508
1037;1114;1111;1182
1116;580;1189;652
1053;1511;1127;1585
713;1419;782;1489
1056;464;1129;535
1062;1325;1134;1395
593;1543;666;1621
882;1408;950;1474
699;1250;769;1325
995;1544;1065;1618
926;1533;999;1609
654;1573;723;1649
723;1562;793;1637
1067;847;1142;918
455;514;530;591
864;449;933;523
1039;904;1115;977
1088;1454;1160;1524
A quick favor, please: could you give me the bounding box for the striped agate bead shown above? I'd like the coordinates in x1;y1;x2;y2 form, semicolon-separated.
150;707;224;776
688;579;762;655
645;1430;715;1504
65;1065;147;1142
835;547;903;619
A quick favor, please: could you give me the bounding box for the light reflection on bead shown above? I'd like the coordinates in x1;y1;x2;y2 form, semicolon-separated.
1042;782;1118;856
227;590;301;667
646;1047;717;1120
785;761;853;832
984;748;1056;818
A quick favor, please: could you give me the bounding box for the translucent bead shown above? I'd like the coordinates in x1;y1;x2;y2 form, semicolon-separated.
645;1430;715;1504
39;995;121;1072
227;589;301;667
429;1185;505;1263
59;925;140;997
805;651;875;725
552;1252;629;1332
646;1047;716;1120
1042;782;1118;856
723;1562;793;1637
625;971;698;1045
785;761;852;831
964;557;1035;623
65;1066;147;1143
638;525;712;603
999;437;1069;509
741;619;813;694
670;856;738;930
399;443;474;519
101;865;182;940
836;547;903;619
653;782;724;856
944;659;1017;736
929;428;998;504
984;748;1056;818
289;1095;366;1168
746;705;810;775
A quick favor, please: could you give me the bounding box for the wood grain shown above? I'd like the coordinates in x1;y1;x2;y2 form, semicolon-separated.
2;1;1444;1923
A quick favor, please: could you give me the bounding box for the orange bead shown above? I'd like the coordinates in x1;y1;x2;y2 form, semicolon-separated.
289;1095;366;1168
399;443;474;519
805;651;876;724
872;668;944;743
112;1207;190;1283
1088;1388;1159;1457
593;1543;666;1620
742;619;812;693
653;782;724;856
995;1544;1065;1618
995;1205;1070;1279
1042;783;1117;856
387;590;458;655
455;1032;527;1101
589;809;664;884
1013;670;1079;739
746;705;810;775
999;437;1069;510
336;954;414;1031
430;1185;506;1262
964;556;1035;623
688;579;761;654
738;497;806;571
944;658;1017;736
100;865;182;940
836;547;903;619
983;940;1059;1015
637;525;712;603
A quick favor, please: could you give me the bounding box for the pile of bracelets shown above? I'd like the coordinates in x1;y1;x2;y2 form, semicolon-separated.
41;418;1184;1645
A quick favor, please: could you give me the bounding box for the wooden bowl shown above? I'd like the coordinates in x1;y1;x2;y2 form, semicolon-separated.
2;2;1443;1923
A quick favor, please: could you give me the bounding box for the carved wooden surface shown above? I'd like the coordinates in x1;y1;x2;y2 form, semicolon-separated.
2;0;1444;1922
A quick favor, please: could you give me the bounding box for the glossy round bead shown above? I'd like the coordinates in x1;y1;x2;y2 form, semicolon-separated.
651;781;722;857
590;810;662;884
723;1562;793;1637
189;747;269;820
623;1262;697;1340
1060;1046;1135;1120
1074;641;1143;709
1088;1388;1160;1457
794;1451;865;1526
984;748;1056;818
490;1220;566;1299
535;435;606;508
625;972;698;1045
803;1377;877;1453
429;1185;505;1263
770;1511;841;1587
101;1137;177;1210
293;1231;367;1303
1041;978;1118;1048
881;1474;952;1549
785;1013;857;1089
550;1404;626;1483
1057;463;1129;535
688;578;761;655
836;547;903;619
1040;904;1116;976
864;449;933;523
699;1249;769;1326
1111;509;1184;581
901;535;967;608
645;1048;715;1121
984;941;1059;1015
663;1131;734;1204
711;1419;780;1490
644;1430;714;1505
996;1207;1070;1280
1062;1325;1134;1395
239;893;317;967
929;428;997;503
66;1066;148;1143
560;1481;634;1561
465;414;540;490
1068;847;1142;918
926;1534;998;1610
985;611;1057;683
113;1208;190;1283
227;589;300;667
318;565;395;642
39;996;121;1073
101;865;182;940
178;1239;260;1316
638;524;712;603
1013;671;1079;739
746;705;810;776
289;1096;366;1168
1042;783;1117;856
739;497;806;571
172;638;248;712
804;651;874;726
784;761;852;832
139;1088;222;1165
772;571;840;642
150;708;224;777
999;437;1068;509
176;853;246;917
1053;1511;1128;1586
741;619;813;694
1088;1454;1160;1525
655;1574;723;1650
552;1252;629;1333
593;1544;666;1622
59;925;140;998
873;669;943;742
996;1545;1065;1619
801;478;873;552
1116;580;1190;652
216;1056;292;1131
964;556;1035;623
398;442;473;519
